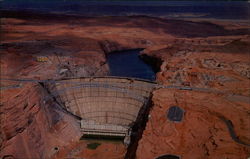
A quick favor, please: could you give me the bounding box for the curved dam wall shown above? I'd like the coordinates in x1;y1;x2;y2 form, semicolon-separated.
45;77;156;137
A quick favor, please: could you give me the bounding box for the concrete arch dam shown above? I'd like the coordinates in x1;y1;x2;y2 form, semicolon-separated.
45;77;157;139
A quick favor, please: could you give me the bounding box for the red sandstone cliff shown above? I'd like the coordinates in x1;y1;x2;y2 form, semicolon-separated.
1;12;250;159
0;82;82;158
136;36;250;159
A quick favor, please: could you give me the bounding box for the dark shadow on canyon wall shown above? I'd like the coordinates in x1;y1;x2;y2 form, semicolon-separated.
125;95;154;159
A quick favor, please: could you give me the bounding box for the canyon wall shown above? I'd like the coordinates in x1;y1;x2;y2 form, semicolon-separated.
136;37;250;159
0;83;82;158
1;12;250;158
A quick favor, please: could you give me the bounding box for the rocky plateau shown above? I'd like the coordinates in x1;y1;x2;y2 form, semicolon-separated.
0;11;250;159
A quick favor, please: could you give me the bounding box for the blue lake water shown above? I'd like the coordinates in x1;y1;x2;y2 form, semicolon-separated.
107;49;156;81
1;1;250;20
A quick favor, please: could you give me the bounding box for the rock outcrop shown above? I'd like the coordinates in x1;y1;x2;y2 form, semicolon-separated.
136;89;250;159
0;83;81;158
1;11;250;159
136;36;250;159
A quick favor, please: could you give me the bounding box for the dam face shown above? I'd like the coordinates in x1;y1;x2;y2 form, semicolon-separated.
45;77;156;140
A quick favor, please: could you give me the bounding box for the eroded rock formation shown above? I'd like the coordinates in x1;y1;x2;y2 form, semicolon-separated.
0;83;81;158
1;11;250;158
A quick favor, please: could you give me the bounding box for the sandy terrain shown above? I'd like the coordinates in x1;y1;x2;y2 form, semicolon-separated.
0;11;250;159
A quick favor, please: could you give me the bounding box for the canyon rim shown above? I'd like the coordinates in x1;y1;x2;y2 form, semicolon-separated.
1;1;250;159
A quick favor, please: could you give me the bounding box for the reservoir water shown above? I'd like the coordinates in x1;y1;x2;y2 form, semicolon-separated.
107;49;155;81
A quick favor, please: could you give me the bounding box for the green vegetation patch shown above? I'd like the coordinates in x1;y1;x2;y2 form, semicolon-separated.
86;142;101;150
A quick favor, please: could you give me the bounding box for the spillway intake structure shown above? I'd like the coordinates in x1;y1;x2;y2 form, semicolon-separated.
43;76;157;144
